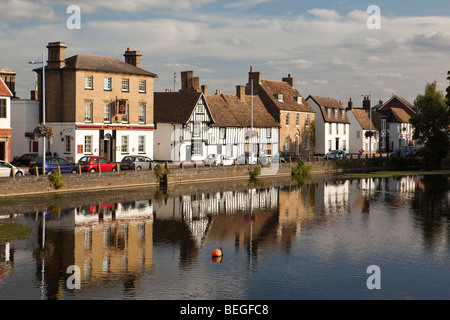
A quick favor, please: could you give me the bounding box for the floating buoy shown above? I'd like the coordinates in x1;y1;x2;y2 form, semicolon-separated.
212;248;223;257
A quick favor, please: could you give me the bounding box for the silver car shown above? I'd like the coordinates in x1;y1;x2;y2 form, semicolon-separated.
0;160;25;177
120;155;155;170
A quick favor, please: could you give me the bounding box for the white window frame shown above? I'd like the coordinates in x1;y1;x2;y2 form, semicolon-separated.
193;123;200;137
0;99;6;118
121;135;129;153
139;105;146;124
85;102;93;123
84;135;93;154
122;104;129;123
65;135;71;153
139;80;146;93
122;79;129;92
104;77;111;91
104;103;111;123
192;141;202;156
85;76;93;90
138;136;145;153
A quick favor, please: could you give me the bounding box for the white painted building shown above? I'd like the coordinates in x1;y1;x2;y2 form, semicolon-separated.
306;95;350;155
154;71;279;163
10;98;40;158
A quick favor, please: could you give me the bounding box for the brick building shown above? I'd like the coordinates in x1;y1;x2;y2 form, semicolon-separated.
0;76;13;161
33;42;157;163
245;67;315;156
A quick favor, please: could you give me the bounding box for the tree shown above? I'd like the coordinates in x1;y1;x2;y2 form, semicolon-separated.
410;81;450;167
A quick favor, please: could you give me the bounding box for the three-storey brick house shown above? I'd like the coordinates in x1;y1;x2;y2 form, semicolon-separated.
34;42;157;163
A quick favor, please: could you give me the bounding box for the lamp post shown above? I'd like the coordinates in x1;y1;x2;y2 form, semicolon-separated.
362;91;372;158
29;52;46;174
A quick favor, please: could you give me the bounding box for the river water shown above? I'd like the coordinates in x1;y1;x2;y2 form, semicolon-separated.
0;173;449;300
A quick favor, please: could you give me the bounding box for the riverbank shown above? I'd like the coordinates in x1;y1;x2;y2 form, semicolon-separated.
0;155;446;198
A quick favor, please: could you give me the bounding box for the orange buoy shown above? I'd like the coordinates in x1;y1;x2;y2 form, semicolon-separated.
212;248;223;257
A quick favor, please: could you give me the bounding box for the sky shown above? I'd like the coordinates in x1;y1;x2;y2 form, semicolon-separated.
1;0;450;106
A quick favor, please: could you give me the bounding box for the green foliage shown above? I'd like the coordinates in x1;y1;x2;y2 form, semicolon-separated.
291;160;312;186
0;221;34;242
411;81;450;167
154;165;170;184
48;169;65;189
310;120;316;146
249;166;261;181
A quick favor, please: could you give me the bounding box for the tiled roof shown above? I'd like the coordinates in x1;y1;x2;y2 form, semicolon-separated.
63;55;157;77
259;79;314;113
154;91;204;124
351;108;379;130
206;94;280;128
0;77;12;97
307;95;350;124
379;95;415;117
389;107;412;123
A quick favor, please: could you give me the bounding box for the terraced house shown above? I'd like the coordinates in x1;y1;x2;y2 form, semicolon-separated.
33;41;156;163
153;71;279;162
247;68;315;156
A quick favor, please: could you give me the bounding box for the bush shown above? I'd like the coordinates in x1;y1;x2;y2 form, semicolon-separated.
48;169;65;189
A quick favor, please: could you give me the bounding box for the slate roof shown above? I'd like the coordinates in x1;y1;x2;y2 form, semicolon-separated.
0;77;13;97
307;95;350;124
259;79;314;113
65;55;157;77
35;55;157;77
206;94;280;128
154;91;204;124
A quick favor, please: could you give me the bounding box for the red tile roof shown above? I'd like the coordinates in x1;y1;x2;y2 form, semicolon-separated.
0;77;12;97
259;79;314;113
206;93;280;128
154;91;205;124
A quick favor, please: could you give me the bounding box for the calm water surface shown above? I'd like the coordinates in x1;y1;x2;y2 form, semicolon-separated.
0;174;449;300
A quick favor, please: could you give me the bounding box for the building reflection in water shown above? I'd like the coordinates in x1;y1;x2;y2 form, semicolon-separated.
3;173;445;299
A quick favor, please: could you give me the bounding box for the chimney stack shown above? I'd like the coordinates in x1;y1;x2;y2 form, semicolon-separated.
236;85;245;100
282;74;294;88
46;41;67;69
201;84;209;95
347;98;353;111
247;66;261;94
124;48;142;68
363;96;371;111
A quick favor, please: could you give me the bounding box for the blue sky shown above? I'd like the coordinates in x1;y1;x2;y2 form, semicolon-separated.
1;0;450;105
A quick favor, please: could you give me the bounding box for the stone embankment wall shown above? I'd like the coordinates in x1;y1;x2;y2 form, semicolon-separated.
0;158;386;197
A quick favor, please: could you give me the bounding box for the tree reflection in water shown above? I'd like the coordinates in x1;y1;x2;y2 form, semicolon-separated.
411;174;450;248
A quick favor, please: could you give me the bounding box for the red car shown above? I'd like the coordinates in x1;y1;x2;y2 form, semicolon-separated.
77;156;117;172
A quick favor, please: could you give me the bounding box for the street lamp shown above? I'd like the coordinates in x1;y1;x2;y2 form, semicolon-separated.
29;52;46;174
362;91;372;158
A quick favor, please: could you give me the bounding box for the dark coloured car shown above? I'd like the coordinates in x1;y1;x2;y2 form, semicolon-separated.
11;153;38;167
77;156;116;172
29;156;78;175
120;155;155;170
278;151;299;162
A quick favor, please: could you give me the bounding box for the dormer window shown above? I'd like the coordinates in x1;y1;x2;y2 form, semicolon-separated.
334;108;338;118
277;94;284;102
296;96;302;104
327;107;331;118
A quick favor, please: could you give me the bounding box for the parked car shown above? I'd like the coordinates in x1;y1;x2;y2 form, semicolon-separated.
237;152;258;165
120;155;155;170
0;160;25;177
323;150;346;160
11;153;38;167
277;151;299;162
77;156;117;172
407;146;422;157
204;154;234;166
390;148;410;157
29;157;78;175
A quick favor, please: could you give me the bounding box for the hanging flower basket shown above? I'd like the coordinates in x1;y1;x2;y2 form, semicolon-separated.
33;124;54;140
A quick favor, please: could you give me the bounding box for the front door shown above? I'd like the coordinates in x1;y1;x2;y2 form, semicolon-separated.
185;144;191;161
335;138;340;150
100;134;113;161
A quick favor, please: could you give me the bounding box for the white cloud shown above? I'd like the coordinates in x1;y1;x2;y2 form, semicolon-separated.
0;0;55;20
3;4;450;102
